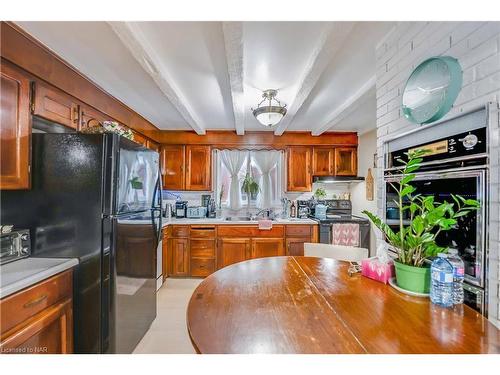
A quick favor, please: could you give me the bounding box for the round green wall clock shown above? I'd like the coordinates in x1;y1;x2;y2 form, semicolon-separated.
402;56;463;124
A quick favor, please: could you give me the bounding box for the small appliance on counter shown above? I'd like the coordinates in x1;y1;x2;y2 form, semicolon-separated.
207;198;217;218
175;201;188;218
186;206;208;219
0;228;31;265
314;204;327;220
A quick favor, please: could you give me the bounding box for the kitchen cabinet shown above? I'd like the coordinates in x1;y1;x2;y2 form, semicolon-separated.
335;147;357;176
131;130;148;147
79;104;108;131
170;237;190;277
0;270;73;354
147;139;160;153
161;145;185;190
190;226;216;277
287;146;312;192
286;238;308;256
185;145;211;191
251;238;285;259
217;238;251;269
32;81;80;130
312;147;335;176
0;61;31;190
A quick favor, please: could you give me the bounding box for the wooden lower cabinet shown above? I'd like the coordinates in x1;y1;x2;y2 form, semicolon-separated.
286;238;308;256
217;238;251;269
0;270;74;354
170;238;190;276
251;238;285;259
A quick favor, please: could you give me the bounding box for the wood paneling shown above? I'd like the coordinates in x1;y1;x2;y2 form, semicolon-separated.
32;81;80;129
171;225;189;238
335;147;357;176
161;145;185;190
187;257;500;354
190;239;216;258
190;258;215;277
217;238;251;269
287;147;312;192
251;238;285;259
1;22;160;141
185;145;211;191
156;130;357;147
0;60;31;190
312;147;334;176
285;225;312;237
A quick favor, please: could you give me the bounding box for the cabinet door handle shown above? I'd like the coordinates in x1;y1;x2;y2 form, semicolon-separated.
23;294;47;308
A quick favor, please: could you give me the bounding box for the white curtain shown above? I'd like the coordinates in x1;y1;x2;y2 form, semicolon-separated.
252;150;281;209
220;150;247;210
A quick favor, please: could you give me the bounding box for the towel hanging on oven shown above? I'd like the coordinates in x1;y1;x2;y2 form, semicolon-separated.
331;223;360;247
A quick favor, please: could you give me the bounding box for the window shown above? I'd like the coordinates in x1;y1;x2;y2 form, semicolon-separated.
214;149;284;210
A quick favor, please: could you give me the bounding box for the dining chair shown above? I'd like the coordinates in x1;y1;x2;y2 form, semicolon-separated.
303;243;368;262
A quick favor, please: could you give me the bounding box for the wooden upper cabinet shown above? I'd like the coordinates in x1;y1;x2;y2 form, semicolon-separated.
79;104;108;131
335;147;358;176
250;238;285;259
0;61;31;190
32;81;80;129
217;238;251;270
287;146;312;192
312;147;335;176
146;140;160;153
131;130;148;147
185;145;211;191
161;145;185;190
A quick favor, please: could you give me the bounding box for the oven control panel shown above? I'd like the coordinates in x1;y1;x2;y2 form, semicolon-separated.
389;127;486;168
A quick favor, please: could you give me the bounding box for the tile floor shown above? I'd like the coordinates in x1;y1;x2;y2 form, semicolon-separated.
133;278;202;354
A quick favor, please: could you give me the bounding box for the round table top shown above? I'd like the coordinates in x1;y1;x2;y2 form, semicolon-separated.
186;256;500;354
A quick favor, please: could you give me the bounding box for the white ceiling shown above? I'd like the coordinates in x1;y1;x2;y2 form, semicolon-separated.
16;21;394;135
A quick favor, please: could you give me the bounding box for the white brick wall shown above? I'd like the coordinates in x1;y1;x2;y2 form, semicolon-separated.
375;22;500;328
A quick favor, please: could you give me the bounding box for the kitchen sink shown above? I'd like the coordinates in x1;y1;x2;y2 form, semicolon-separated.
225;216;253;221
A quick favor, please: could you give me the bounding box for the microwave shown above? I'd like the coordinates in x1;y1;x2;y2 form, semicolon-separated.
0;229;31;265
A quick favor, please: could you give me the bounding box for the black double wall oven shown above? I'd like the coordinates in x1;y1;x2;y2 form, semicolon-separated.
384;108;489;315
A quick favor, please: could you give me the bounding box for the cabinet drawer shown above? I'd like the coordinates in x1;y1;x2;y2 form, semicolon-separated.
0;270;72;335
172;225;189;238
217;225;284;238
285;225;312;238
190;226;216;239
190;239;215;258
190;258;215;277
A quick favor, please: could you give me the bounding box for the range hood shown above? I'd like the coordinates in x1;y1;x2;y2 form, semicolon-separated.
313;176;365;183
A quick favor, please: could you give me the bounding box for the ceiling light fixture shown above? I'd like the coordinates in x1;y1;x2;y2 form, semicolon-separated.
252;89;287;127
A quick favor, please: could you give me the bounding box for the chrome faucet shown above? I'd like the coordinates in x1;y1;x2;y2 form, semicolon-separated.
253;208;275;220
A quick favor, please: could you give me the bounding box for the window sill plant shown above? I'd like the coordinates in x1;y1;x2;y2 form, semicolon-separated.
362;149;479;294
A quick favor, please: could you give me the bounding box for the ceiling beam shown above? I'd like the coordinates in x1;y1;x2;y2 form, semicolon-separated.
274;22;356;136
311;75;376;136
108;22;206;135
222;22;245;136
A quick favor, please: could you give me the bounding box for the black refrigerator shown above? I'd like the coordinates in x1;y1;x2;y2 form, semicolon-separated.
1;132;162;353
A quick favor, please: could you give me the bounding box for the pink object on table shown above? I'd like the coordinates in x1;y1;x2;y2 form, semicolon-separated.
258;219;273;230
331;223;359;246
361;257;395;284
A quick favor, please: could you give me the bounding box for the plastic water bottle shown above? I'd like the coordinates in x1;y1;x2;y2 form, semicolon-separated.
447;249;465;305
430;253;454;307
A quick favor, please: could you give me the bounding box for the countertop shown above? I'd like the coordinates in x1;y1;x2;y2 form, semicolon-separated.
117;217;318;227
187;256;500;354
0;257;79;299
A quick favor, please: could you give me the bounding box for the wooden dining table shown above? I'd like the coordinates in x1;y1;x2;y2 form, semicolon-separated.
186;256;500;354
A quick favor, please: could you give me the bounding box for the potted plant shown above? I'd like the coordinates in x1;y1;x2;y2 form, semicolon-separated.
314;187;327;200
362;149;479;293
242;173;260;215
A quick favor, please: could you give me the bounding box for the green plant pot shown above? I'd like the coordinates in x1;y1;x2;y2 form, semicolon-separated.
393;261;431;294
